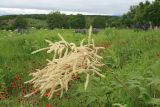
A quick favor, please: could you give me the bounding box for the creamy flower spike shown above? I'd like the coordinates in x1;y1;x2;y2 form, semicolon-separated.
25;27;105;99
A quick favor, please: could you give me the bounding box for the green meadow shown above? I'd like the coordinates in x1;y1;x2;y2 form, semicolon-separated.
0;28;160;107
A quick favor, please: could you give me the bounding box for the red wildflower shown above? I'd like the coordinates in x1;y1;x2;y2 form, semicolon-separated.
45;103;52;107
11;82;16;88
44;92;50;97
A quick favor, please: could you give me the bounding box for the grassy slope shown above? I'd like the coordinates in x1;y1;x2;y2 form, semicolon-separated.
0;28;160;107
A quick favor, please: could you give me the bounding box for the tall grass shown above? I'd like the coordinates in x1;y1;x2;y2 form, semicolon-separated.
0;28;160;107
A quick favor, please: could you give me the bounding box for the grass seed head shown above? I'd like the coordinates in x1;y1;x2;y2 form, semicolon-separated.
25;27;105;99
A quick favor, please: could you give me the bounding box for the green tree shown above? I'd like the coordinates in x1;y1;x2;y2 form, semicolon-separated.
47;12;68;29
68;14;86;29
14;17;28;29
121;0;160;27
145;0;160;25
92;17;106;28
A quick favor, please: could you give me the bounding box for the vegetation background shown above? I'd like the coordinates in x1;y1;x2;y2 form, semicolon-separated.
0;0;160;30
0;0;160;107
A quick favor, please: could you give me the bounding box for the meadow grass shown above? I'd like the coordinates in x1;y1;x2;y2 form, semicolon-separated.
0;28;160;107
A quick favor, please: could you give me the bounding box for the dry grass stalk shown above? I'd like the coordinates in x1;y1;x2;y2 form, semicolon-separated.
25;27;105;99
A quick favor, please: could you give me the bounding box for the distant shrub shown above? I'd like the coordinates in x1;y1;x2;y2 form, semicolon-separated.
47;12;68;29
14;17;28;29
68;14;86;29
92;17;106;28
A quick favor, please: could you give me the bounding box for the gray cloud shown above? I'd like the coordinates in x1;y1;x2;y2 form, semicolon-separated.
0;0;154;15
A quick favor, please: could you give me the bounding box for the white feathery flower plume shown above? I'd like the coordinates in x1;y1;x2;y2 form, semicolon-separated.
24;26;105;99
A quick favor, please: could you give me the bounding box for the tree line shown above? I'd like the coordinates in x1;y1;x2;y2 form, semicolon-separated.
0;12;118;30
0;0;160;30
121;0;160;28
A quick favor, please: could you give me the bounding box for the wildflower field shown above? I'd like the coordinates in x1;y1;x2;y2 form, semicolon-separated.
0;28;160;107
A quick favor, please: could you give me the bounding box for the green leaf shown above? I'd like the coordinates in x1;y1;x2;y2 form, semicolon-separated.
86;96;97;105
147;98;160;105
150;60;160;75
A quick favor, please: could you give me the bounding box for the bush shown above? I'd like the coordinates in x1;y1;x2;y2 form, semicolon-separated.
14;17;28;29
47;12;68;29
92;17;106;28
68;14;86;28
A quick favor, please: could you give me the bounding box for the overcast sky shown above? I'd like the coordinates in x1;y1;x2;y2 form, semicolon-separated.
0;0;154;16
